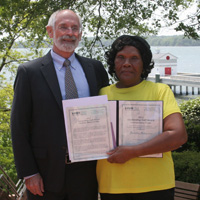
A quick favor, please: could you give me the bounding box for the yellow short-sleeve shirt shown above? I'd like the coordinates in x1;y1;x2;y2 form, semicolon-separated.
97;80;181;193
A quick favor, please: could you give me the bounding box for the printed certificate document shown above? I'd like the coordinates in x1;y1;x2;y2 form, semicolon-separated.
62;96;114;162
63;97;163;161
109;100;163;158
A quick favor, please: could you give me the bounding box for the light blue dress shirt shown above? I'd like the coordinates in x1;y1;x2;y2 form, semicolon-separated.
51;50;90;100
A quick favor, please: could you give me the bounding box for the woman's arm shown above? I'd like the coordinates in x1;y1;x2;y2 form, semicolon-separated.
107;112;188;163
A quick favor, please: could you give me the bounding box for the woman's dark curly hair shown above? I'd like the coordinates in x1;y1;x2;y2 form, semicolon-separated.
105;35;154;80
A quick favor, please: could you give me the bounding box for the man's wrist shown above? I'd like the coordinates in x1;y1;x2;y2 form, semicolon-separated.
24;173;39;180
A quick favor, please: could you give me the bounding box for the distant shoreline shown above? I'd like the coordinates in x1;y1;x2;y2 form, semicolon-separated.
14;35;200;48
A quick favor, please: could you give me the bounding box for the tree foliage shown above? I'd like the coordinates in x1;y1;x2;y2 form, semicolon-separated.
0;82;17;182
173;151;200;184
0;0;200;74
179;97;200;152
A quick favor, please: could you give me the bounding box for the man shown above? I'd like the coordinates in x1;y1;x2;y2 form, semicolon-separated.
11;9;109;200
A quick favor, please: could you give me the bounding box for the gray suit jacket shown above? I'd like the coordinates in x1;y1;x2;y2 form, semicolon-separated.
11;51;109;192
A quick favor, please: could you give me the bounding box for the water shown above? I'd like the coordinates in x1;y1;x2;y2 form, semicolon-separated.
151;46;200;74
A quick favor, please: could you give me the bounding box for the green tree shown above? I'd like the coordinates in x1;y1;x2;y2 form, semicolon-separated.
0;81;16;181
179;97;200;152
0;0;77;76
0;0;200;74
174;0;200;40
173;151;200;183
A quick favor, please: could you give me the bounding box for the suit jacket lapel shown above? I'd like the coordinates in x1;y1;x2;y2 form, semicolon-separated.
40;52;63;110
76;54;98;96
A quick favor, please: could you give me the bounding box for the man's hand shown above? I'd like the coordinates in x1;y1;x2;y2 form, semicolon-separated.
25;173;44;196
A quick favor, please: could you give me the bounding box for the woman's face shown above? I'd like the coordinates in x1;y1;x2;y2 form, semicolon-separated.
114;45;143;88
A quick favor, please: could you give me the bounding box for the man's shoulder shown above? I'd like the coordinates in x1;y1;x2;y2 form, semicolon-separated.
20;51;52;69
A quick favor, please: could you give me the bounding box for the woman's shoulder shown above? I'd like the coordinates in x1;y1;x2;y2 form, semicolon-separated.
99;84;115;95
144;80;170;90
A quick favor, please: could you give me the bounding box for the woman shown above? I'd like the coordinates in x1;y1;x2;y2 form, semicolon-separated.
97;35;187;200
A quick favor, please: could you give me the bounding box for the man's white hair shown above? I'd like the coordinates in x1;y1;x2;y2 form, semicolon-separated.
46;10;82;33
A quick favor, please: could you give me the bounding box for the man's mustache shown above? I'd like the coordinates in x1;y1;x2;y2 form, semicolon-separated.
60;35;77;41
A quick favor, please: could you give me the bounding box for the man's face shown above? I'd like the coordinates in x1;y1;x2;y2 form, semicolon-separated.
49;10;82;54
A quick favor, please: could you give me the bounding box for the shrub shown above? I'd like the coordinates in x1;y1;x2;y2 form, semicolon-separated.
173;151;200;184
179;97;200;152
0;83;17;183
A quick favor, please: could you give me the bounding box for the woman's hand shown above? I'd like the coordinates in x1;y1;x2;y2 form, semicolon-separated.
107;146;135;164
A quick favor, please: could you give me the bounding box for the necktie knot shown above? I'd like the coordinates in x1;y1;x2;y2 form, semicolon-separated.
64;59;71;67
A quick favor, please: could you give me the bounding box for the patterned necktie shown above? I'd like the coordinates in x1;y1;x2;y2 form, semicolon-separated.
63;59;78;99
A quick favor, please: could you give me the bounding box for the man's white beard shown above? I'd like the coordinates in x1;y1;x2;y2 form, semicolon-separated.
54;35;79;52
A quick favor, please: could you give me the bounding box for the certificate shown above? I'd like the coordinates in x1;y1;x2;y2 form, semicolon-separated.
63;96;114;162
110;101;163;158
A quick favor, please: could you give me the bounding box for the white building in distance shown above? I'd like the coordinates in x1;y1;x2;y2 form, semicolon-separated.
150;53;177;76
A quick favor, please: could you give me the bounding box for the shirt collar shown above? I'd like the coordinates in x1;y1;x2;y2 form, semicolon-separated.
50;50;76;70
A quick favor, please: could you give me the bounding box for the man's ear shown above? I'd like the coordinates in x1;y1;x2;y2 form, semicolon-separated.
46;26;53;38
78;31;82;41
